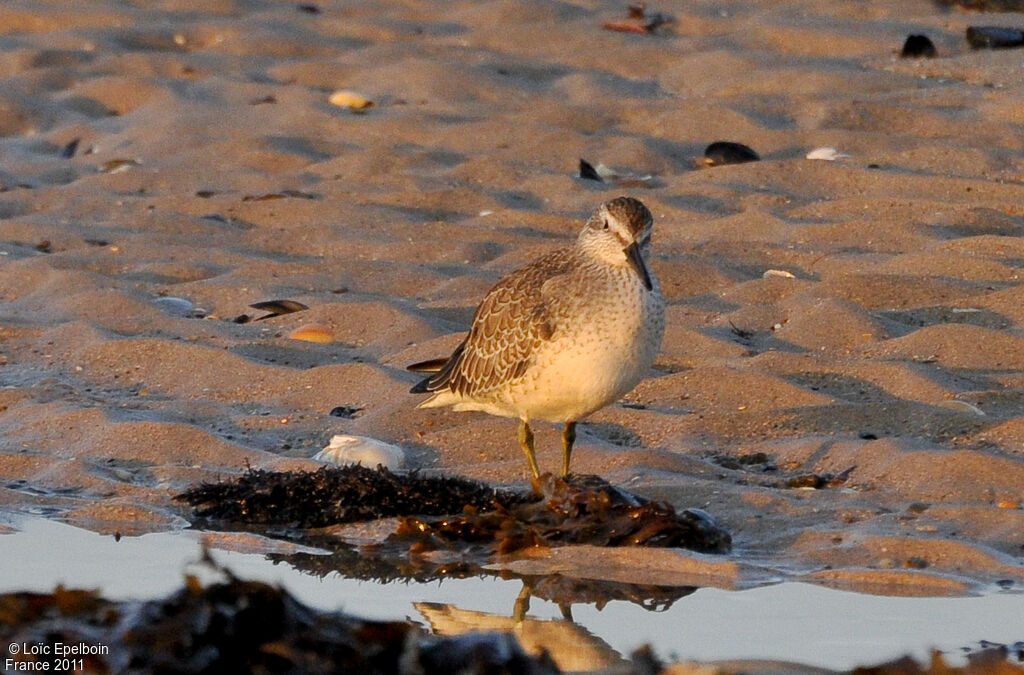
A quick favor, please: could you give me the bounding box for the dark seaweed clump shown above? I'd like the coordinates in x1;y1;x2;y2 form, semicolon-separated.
177;467;731;556
0;574;558;675
396;473;731;555
177;465;527;528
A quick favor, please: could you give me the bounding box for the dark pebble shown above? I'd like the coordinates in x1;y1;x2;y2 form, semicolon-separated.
901;34;937;58
702;141;760;167
966;25;1024;49
329;405;362;418
859;431;879;440
297;3;321;13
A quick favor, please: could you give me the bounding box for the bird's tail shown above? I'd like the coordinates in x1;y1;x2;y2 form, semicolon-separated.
406;341;466;394
405;357;448;373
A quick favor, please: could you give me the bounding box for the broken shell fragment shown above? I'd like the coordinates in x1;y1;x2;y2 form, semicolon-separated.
328;90;374;110
249;299;309;319
806;147;851;161
101;158;140;174
578;158;602;181
153;296;196;316
701;141;760;167
288;324;333;344
314;435;406;471
936;400;985;416
901;34;936;58
966;26;1024;49
763;269;797;279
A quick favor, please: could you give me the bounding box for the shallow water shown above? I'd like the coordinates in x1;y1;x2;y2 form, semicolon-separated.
1;517;1020;671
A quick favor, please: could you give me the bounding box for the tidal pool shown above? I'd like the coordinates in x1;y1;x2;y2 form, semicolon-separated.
1;517;1020;671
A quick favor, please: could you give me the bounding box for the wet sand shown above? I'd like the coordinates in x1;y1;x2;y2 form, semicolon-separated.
1;0;1023;627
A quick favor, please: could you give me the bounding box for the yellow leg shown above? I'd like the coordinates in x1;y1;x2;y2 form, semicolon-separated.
561;421;576;476
518;419;540;479
513;583;532;622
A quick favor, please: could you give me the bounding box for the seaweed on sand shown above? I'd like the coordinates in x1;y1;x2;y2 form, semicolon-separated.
176;467;732;556
176;464;527;527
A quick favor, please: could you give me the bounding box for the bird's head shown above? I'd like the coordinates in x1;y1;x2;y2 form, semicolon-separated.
578;196;654;290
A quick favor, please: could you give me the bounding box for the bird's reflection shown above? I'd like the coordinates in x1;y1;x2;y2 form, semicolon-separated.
416;577;694;671
273;543;695;671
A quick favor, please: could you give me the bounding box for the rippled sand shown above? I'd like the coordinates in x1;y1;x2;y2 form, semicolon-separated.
1;0;1023;598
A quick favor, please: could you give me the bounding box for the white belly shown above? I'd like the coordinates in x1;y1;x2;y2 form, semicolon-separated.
423;266;665;423
504;287;663;422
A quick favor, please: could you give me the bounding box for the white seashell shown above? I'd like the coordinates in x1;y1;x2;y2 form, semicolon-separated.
936;400;985;416
314;435;406;471
594;163;619;180
806;147;851;161
763;269;796;279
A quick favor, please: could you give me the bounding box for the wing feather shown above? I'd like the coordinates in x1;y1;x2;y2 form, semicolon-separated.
414;248;574;398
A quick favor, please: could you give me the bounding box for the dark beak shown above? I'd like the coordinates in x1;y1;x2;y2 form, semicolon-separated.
624;242;653;291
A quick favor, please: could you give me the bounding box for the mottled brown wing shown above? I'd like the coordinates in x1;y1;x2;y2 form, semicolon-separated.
422;249;573;397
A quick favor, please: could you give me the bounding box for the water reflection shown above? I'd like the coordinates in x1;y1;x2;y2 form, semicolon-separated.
2;517;1022;671
270;536;697;669
417;599;623;671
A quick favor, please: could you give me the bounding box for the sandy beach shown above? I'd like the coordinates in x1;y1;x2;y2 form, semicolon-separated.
1;0;1023;657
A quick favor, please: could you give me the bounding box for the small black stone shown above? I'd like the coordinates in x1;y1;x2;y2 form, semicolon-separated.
859;431;879;440
901;34;937;58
